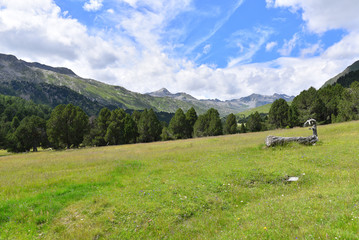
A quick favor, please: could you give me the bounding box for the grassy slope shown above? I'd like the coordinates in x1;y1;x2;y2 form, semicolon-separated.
237;103;272;117
237;101;293;118
43;72;225;115
1;121;359;239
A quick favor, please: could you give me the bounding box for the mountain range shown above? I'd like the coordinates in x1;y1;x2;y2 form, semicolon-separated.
0;53;294;116
147;88;294;110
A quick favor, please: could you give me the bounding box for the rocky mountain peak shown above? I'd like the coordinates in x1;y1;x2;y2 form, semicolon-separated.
0;53;77;77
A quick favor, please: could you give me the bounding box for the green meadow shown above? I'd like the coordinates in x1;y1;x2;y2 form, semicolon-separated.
236;103;273;118
1;121;359;239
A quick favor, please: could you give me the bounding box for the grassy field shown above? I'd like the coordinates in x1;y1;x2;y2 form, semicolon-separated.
1;121;359;239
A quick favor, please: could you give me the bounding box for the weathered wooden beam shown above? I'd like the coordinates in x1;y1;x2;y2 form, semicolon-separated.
266;118;319;147
265;135;318;147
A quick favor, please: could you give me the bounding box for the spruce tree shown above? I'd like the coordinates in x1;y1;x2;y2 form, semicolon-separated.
246;111;262;132
224;113;238;134
12;116;47;152
11;116;20;130
193;115;207;137
168;108;188;139
207;108;223;136
268;98;289;128
98;108;112;132
193;108;222;137
104;108;128;145
185;107;198;138
288;105;300;128
338;81;359;121
47;104;89;149
240;123;247;133
138;109;162;142
123;114;138;144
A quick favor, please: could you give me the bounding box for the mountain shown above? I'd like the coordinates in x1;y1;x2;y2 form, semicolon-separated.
147;88;197;101
147;88;294;114
0;53;197;115
0;53;293;116
322;60;359;87
236;93;294;108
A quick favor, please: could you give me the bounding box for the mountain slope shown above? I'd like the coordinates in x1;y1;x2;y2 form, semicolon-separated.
0;54;200;115
0;53;293;116
322;60;359;87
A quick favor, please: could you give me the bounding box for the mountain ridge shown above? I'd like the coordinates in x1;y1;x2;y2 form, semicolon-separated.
0;53;294;116
147;88;294;109
322;60;359;87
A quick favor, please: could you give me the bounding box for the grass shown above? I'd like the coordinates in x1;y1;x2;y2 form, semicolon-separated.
0;150;11;157
1;121;359;239
237;101;292;118
237;103;272;117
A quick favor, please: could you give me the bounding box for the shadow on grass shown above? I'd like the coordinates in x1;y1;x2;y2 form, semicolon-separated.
0;182;110;227
0;159;145;238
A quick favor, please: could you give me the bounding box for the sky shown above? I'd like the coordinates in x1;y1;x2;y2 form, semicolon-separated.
0;0;358;100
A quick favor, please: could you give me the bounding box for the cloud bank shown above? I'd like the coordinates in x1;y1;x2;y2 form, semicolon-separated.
0;0;357;100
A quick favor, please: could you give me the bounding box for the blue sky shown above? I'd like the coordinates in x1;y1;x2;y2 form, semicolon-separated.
55;0;344;67
0;0;357;99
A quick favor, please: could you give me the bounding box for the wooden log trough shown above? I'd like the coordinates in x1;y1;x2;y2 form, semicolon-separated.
266;119;318;147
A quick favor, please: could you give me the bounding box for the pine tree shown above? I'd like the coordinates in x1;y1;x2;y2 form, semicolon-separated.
104;108;127;145
123;114;138;144
138;109;162;142
318;84;344;123
292;87;319;123
185;107;198;138
207;108;223;136
246;111;262;132
168;108;188;139
98;107;112;132
224;113;238;134
268;98;289;128
193;115;207;137
12;116;47;152
240;123;247;133
160;126;171;141
132;110;142;123
288;105;300;128
47;104;89;149
193;108;222;137
337;81;359;121
11;116;20;130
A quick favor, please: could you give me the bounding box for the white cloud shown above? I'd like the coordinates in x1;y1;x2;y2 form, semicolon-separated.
0;0;358;102
300;42;322;57
269;0;359;33
265;41;277;51
227;27;274;67
203;44;211;54
83;0;103;12
184;0;245;55
265;0;275;8
278;33;299;56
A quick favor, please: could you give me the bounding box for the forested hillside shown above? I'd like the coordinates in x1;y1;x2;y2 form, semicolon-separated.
335;69;359;88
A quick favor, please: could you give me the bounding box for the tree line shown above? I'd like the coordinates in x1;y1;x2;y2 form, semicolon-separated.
0;94;242;152
245;81;359;132
1;80;359;152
